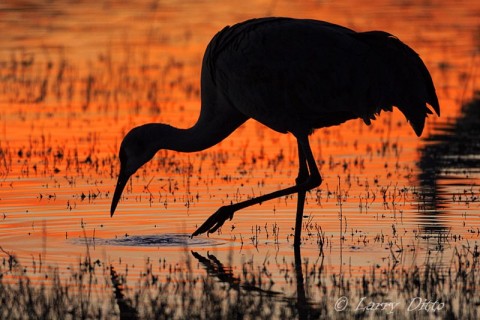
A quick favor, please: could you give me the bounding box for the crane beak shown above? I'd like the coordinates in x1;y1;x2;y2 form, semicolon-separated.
111;170;129;217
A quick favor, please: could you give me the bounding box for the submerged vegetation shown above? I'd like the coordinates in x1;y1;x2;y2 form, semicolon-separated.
1;2;480;319
1;243;479;319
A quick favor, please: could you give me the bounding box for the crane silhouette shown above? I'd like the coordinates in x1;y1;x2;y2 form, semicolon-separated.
110;17;440;247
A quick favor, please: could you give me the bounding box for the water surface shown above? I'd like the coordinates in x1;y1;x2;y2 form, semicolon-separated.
0;0;479;316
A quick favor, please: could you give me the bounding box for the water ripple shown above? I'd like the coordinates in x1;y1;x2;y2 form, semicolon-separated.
73;234;223;248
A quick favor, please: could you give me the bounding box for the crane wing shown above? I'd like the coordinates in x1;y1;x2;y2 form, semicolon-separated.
207;18;439;136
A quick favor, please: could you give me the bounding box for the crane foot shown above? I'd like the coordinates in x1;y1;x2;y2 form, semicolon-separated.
191;205;235;237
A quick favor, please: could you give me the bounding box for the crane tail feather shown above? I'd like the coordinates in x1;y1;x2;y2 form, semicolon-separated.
357;31;440;136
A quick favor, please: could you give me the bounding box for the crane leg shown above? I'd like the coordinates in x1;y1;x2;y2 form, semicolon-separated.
192;134;321;246
294;140;308;247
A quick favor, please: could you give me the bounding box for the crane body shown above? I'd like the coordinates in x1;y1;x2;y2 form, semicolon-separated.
110;17;439;247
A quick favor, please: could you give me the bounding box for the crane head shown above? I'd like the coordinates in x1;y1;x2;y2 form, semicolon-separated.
110;125;159;217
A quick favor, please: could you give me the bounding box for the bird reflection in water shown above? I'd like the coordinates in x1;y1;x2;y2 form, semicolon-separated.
191;247;323;318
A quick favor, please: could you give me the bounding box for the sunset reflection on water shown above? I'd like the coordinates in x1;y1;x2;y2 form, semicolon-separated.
0;0;479;308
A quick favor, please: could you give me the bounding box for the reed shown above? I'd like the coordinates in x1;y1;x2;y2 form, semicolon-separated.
1;242;479;319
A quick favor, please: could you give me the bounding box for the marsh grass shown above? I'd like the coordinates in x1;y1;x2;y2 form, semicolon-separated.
1;20;479;320
1;242;479;319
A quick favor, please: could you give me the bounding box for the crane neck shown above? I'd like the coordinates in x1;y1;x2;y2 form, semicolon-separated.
151;111;247;153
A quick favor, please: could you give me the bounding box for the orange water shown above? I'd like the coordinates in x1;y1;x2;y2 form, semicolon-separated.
0;0;479;300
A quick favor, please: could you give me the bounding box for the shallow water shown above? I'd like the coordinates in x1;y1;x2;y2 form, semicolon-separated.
0;0;479;316
79;233;223;247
